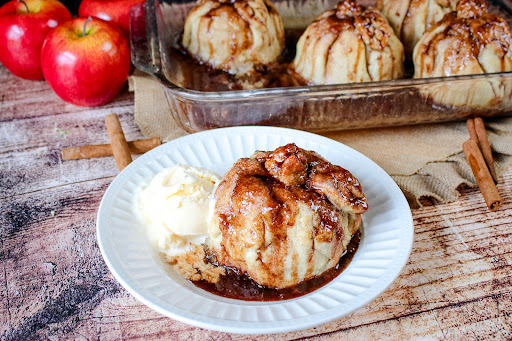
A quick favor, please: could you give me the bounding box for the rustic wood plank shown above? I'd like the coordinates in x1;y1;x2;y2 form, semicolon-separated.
1;178;118;340
1;63;512;340
302;293;512;340
0;66;133;122
0;109;143;198
1;171;510;340
0;240;12;337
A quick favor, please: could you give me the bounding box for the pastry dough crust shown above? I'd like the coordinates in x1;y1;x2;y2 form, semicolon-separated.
207;143;368;288
293;0;404;85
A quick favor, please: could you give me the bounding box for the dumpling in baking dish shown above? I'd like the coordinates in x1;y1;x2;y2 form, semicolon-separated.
182;0;285;76
377;0;460;57
413;0;512;78
292;0;404;85
413;0;512;108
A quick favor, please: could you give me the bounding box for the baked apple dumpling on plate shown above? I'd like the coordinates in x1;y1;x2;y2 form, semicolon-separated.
207;143;368;289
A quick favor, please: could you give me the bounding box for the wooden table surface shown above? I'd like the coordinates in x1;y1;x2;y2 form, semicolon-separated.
1;64;512;340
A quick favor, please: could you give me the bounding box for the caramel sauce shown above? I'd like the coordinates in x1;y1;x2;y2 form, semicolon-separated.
168;26;414;92
167;29;307;91
192;230;361;301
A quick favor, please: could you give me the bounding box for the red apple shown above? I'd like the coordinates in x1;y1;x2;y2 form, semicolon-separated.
78;0;145;40
0;0;71;80
41;17;130;107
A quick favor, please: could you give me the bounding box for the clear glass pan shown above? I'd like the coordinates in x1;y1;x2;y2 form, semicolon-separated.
130;0;512;132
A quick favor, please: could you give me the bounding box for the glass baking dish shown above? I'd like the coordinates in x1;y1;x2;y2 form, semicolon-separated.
130;0;512;133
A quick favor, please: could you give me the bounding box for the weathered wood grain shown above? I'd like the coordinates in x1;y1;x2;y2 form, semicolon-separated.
0;66;134;122
1;64;512;340
0;71;142;198
0;109;143;198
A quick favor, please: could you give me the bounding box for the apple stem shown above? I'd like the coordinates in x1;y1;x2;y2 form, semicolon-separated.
17;0;29;13
83;16;93;37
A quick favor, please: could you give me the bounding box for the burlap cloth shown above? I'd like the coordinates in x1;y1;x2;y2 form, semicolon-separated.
129;70;512;208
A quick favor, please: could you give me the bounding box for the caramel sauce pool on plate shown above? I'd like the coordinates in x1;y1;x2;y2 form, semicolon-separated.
193;230;361;301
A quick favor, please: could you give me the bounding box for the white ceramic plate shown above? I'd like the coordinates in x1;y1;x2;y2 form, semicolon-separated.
97;126;413;335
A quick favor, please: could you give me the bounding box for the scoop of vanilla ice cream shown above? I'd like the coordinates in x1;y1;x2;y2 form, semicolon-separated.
182;0;285;76
139;164;220;256
292;0;404;85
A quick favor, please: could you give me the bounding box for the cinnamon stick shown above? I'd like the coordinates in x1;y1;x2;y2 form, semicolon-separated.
105;113;132;171
61;137;161;160
462;140;501;211
466;118;478;143
474;117;498;183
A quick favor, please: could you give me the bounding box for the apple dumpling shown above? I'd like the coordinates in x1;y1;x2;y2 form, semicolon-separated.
182;0;285;76
413;0;512;107
413;0;512;78
207;143;368;289
377;0;460;57
292;0;404;85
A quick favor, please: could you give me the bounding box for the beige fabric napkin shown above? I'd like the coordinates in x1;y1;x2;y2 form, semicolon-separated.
128;70;512;208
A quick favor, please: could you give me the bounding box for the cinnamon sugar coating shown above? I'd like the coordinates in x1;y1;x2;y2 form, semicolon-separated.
292;0;404;85
207;143;368;289
182;0;284;76
413;0;512;77
377;0;461;57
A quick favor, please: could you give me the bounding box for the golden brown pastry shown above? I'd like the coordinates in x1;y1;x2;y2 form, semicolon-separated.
377;0;459;57
182;0;285;76
412;0;512;108
413;0;512;78
292;0;404;85
207;143;368;289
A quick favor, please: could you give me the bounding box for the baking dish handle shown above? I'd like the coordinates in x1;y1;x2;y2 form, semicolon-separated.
130;0;161;76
